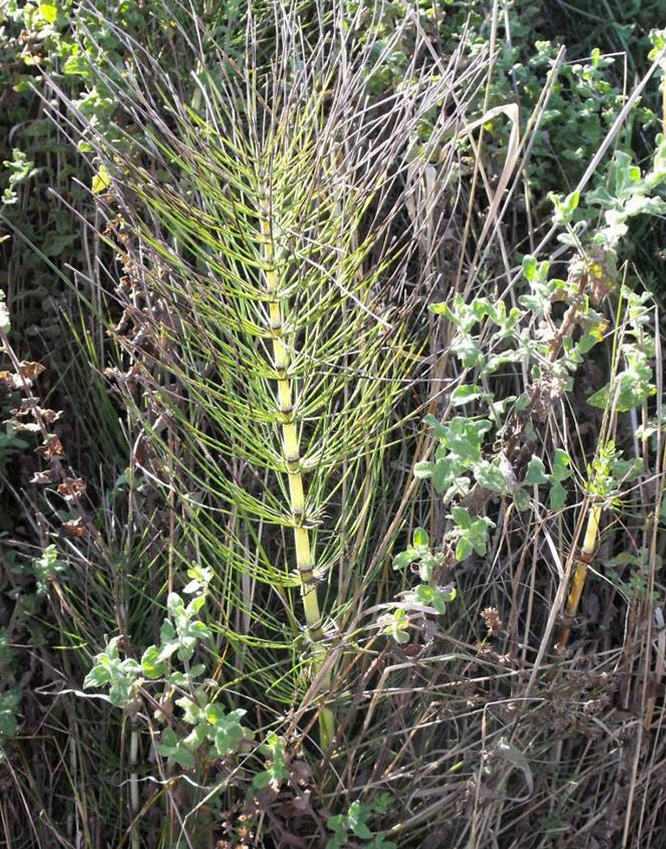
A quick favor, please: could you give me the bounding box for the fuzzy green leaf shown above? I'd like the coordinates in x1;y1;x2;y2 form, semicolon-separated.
474;461;506;494
156;728;195;768
513;486;530;512
525;456;548;485
393;550;415;570
412;527;429;549
451;385;486;406
549;481;568;511
455;537;473;561
38;2;57;23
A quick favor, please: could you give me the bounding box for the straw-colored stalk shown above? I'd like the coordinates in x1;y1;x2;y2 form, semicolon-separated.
555;502;602;651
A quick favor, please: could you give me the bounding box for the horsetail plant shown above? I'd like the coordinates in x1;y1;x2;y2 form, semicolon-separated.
61;6;477;753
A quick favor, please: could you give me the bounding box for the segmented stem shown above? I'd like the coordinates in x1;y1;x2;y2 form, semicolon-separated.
259;188;335;748
556;502;602;651
258;189;322;640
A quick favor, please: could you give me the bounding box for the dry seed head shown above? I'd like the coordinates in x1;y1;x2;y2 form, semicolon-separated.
481;606;503;636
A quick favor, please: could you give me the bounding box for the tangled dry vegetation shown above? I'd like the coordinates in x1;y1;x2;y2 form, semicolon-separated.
1;2;666;848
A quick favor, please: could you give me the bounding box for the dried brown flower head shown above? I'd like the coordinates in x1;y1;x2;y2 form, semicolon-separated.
481;606;503;636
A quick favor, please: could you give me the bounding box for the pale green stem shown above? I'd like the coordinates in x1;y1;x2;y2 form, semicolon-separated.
259;189;334;748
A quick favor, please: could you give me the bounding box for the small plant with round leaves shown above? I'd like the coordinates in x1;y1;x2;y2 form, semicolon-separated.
326;794;397;849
